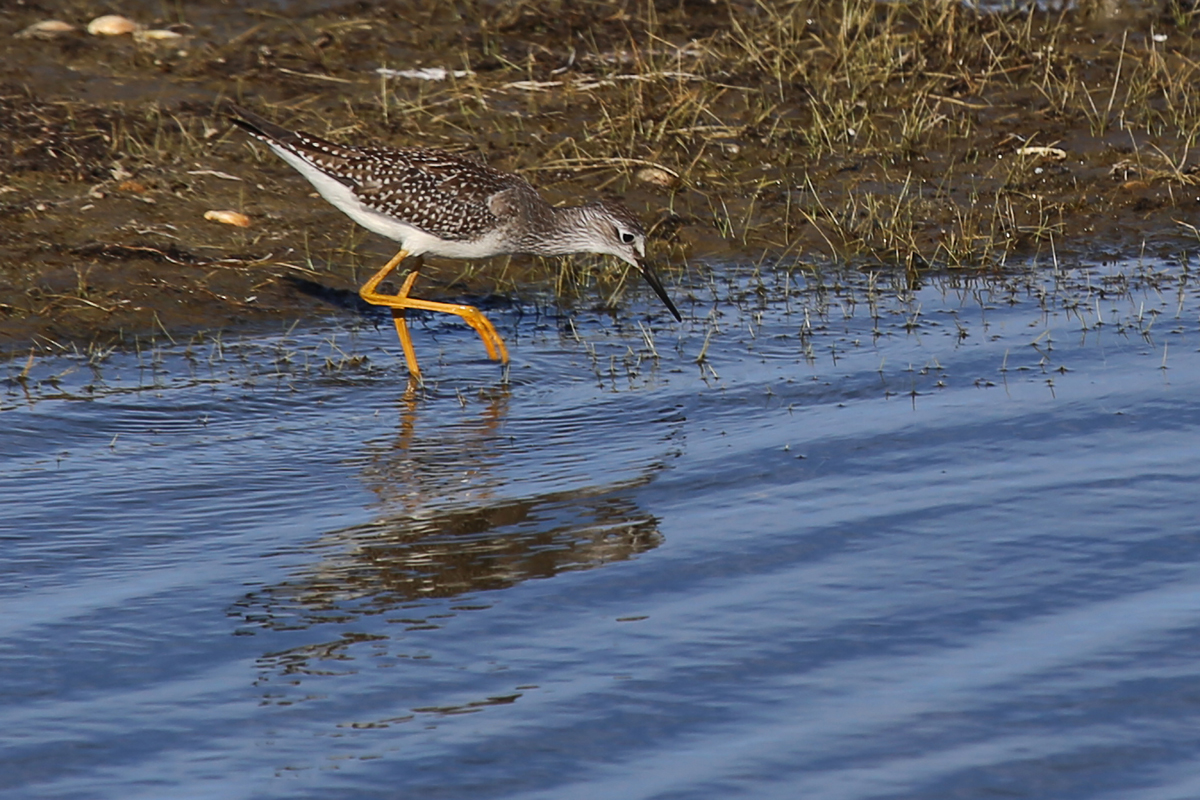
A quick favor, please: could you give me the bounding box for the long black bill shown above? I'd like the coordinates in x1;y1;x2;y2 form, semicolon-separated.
638;261;683;322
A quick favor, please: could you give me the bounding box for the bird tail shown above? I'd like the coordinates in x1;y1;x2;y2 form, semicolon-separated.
225;102;367;164
225;103;303;147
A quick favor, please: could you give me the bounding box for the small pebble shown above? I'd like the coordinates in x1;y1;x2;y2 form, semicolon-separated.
15;20;76;39
134;29;183;43
87;15;141;36
635;166;678;188
204;210;251;228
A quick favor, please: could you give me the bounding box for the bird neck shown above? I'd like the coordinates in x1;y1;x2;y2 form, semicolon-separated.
515;204;600;257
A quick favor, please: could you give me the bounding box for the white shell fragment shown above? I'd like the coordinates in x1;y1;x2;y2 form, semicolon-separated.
375;67;472;81
1015;145;1067;161
15;20;76;39
87;15;141;36
204;210;252;228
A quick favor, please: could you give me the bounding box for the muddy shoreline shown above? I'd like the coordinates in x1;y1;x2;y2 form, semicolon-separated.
3;0;1199;355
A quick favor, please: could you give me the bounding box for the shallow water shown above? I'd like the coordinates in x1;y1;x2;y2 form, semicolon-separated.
4;259;1200;799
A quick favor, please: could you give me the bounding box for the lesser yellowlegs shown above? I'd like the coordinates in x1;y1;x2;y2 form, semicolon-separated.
228;105;681;382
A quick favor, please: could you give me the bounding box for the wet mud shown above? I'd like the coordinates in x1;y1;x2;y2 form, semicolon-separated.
2;0;1199;353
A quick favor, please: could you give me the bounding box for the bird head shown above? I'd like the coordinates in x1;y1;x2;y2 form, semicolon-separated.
586;201;682;322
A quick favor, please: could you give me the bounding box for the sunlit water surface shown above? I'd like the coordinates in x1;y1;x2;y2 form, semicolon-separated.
4;259;1200;800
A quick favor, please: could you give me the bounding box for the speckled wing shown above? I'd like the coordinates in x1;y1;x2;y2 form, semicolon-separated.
228;106;528;242
342;147;527;242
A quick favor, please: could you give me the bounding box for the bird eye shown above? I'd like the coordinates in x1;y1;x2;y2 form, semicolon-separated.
619;231;636;244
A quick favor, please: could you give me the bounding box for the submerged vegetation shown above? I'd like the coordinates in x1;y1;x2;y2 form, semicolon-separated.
2;0;1200;349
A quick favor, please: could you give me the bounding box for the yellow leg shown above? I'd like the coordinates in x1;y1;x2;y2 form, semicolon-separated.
390;307;422;385
358;249;510;380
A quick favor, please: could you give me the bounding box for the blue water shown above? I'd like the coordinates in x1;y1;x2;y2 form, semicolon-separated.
3;260;1200;799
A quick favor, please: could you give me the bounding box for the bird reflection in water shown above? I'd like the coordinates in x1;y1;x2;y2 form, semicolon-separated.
236;388;668;679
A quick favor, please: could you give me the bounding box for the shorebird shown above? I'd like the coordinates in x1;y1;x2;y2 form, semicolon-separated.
228;105;681;382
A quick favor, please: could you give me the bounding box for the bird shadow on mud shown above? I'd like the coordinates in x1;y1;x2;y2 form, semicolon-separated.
280;274;519;321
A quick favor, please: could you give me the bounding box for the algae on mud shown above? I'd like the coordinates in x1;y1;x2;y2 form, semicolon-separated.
2;0;1200;353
